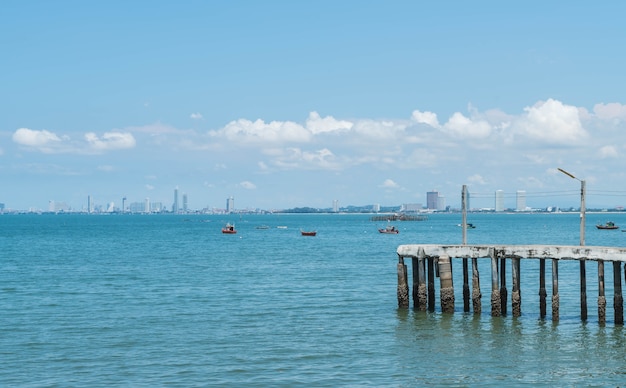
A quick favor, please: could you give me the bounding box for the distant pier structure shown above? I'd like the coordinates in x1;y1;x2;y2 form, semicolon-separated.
371;214;428;222
396;244;626;325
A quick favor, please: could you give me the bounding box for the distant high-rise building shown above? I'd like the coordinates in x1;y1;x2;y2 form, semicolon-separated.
88;195;93;214
437;196;446;211
145;198;151;214
402;203;423;212
516;190;526;211
226;196;234;213
426;191;439;210
183;193;188;213
332;200;339;212
495;190;505;212
373;204;380;212
173;187;179;213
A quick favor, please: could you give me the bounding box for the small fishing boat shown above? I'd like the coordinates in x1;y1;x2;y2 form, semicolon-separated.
255;225;270;230
222;223;237;234
301;230;317;236
596;221;619;230
379;225;399;234
457;223;476;229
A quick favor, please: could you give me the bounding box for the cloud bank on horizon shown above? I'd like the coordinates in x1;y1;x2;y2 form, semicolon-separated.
6;98;626;210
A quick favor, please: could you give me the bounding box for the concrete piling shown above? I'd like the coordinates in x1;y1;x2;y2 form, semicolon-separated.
598;261;606;325
397;255;409;308
438;255;454;313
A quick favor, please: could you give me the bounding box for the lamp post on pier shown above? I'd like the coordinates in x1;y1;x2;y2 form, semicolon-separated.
558;167;587;320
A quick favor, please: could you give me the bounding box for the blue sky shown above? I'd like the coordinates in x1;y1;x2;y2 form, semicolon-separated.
2;1;626;211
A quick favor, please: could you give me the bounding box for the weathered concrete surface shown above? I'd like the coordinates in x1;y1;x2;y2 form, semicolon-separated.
397;244;626;262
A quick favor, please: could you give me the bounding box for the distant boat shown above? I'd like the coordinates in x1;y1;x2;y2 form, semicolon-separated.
277;226;288;229
378;225;399;234
255;225;270;230
222;223;237;234
301;230;317;236
596;221;619;230
457;223;476;229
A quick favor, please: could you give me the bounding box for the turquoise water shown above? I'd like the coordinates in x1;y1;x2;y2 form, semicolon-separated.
2;212;626;386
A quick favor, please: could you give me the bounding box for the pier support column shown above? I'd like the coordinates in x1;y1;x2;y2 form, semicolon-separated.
439;255;455;313
427;257;435;312
539;259;547;319
397;255;409;308
412;257;419;309
463;258;470;312
490;249;501;317
613;261;623;325
416;248;427;311
500;258;508;315
580;260;588;321
598;261;606;325
472;258;482;314
512;258;521;317
552;259;559;321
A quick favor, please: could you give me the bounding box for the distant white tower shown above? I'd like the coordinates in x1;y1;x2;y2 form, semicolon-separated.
495;190;505;212
226;196;234;213
332;200;339;212
173;187;179;213
183;193;188;213
145;197;151;214
516;190;526;211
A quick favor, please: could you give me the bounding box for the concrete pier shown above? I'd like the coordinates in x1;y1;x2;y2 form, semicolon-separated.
396;244;626;325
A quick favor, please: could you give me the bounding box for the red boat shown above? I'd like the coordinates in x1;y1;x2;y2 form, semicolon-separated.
222;223;237;234
301;230;317;236
379;225;399;234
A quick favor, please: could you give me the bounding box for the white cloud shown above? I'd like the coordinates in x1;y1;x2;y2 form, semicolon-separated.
211;118;311;143
380;179;399;189
510;99;587;145
145;184;155;190
85;132;136;151
238;181;257;189
190;112;203;120
411;110;440;127
305;111;353;134
593;103;626;120
441;112;492;139
13;128;62;148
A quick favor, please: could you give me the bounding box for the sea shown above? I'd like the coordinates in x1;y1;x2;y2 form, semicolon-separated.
2;212;626;387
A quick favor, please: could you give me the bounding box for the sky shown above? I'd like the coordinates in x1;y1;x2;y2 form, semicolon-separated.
2;1;626;212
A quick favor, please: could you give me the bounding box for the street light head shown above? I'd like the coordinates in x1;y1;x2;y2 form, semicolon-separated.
558;167;578;181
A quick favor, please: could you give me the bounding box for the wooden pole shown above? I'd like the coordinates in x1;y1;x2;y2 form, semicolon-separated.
472;258;481;314
490;248;501;317
500;258;508;315
463;258;470;312
598;261;606;325
552;259;559;321
397;255;409;308
439;255;455;313
539;259;547;319
613;261;623;325
512;258;521;317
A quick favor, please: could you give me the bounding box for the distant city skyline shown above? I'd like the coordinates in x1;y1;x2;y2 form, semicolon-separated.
3;3;626;211
12;187;619;214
